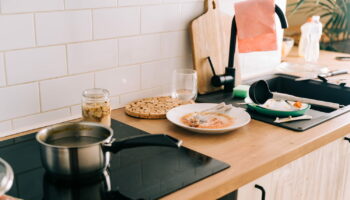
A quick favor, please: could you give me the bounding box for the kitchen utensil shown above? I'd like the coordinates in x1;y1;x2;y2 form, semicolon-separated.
335;56;350;61
166;103;251;134
295;69;348;81
0;158;13;196
249;80;341;109
274;115;312;123
172;69;198;101
190;0;241;94
282;37;294;58
36;122;182;178
192;103;233;123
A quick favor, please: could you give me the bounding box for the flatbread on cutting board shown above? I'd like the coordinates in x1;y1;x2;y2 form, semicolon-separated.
125;96;194;119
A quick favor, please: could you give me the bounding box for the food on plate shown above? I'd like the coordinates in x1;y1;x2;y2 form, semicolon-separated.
293;101;302;108
125;96;193;119
260;99;306;111
180;112;234;129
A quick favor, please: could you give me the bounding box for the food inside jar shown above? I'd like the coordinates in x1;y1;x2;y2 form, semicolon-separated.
82;101;111;127
180;112;234;129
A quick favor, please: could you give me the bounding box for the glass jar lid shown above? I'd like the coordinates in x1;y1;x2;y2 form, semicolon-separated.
82;88;110;102
0;158;13;196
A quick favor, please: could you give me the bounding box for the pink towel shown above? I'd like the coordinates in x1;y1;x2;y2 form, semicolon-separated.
234;0;277;53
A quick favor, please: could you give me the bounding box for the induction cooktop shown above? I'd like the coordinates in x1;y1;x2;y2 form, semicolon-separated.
0;119;230;200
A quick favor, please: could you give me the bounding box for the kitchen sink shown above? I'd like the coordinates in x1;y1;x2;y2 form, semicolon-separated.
197;74;350;131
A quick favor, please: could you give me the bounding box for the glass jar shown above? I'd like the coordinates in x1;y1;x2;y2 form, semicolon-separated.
82;88;111;127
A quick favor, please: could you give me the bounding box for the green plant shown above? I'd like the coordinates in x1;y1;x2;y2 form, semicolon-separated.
289;0;350;42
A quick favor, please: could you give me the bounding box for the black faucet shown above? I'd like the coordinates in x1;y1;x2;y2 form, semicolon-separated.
210;5;288;93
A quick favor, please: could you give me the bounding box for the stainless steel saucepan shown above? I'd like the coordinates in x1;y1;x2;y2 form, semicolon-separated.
36;122;182;178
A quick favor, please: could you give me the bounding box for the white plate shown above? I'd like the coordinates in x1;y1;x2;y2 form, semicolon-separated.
166;103;251;134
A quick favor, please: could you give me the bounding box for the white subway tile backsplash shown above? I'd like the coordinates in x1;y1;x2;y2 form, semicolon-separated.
67;40;117;74
36;11;92;46
95;65;140;96
119;87;162;106
118;0;161;6
0;83;40;121
0;121;11;133
161;31;189;58
110;96;120;109
13;108;70;129
40;74;94;111
93;8;140;39
70;104;82;117
141;57;190;89
6;46;67;84
1;0;63;13
65;0;116;9
180;2;204;29
141;4;181;33
119;35;161;65
0;14;35;51
0;54;5;86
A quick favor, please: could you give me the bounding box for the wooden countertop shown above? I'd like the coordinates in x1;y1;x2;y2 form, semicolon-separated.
2;48;350;199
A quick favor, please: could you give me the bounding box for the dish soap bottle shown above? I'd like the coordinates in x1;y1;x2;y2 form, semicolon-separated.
298;16;322;62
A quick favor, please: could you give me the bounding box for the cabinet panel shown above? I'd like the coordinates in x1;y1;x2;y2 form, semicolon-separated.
238;136;348;200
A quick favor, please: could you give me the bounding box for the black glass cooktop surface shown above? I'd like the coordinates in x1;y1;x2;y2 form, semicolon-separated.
0;119;229;200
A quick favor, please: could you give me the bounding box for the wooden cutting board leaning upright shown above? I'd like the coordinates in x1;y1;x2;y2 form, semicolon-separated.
190;0;241;94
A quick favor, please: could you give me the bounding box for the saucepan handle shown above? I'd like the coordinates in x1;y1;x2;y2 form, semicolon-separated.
103;134;182;154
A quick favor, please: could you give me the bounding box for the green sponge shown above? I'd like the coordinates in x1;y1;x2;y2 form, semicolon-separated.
233;85;250;99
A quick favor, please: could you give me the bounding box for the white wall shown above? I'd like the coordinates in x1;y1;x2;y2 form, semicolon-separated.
0;0;285;136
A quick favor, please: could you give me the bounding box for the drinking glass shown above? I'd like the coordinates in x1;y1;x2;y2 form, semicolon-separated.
172;69;197;101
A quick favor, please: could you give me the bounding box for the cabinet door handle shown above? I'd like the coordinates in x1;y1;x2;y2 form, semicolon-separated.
254;184;266;200
344;137;350;143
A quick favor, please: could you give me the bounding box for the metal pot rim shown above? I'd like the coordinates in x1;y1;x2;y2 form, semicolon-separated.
36;122;114;149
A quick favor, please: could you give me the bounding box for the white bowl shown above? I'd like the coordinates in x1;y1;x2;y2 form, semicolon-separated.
166;103;251;134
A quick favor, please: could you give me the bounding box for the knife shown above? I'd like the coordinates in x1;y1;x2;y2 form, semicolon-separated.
295;69;348;81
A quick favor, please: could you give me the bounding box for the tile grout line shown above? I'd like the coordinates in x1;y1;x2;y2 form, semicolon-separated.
2;53;8;86
0;29;188;53
32;13;38;46
64;44;69;74
0;55;188;88
37;82;43;112
91;8;95;40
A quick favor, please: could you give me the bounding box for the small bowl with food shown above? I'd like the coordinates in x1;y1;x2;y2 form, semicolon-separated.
166;103;251;134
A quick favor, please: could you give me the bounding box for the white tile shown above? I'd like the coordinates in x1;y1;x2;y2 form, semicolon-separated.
118;0;160;6
141;4;181;33
119;35;161;65
40;74;94;111
95;65;140;96
0;83;40;121
13;108;70;129
67;40;117;74
36;11;92;46
1;0;64;13
0;14;35;51
70;104;82;117
0;54;5;86
179;2;204;29
119;87;162;106
0;121;11;133
110;96;120;109
161;31;190;58
65;0;116;9
6;46;67;84
93;7;140;39
141;57;188;89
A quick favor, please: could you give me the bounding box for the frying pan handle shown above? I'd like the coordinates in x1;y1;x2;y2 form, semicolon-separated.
103;134;182;154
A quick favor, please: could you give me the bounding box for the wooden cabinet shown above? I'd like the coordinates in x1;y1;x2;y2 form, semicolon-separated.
237;135;350;200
